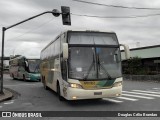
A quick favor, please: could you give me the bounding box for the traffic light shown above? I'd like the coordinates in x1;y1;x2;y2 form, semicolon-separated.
61;6;71;25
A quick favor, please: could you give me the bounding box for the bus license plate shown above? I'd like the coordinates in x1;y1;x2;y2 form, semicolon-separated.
94;92;102;95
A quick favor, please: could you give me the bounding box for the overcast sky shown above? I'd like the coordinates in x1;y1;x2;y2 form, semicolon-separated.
1;0;160;58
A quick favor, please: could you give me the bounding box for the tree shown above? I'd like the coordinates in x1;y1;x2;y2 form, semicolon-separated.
122;56;146;75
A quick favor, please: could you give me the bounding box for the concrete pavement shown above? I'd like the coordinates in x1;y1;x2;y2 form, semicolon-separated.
0;88;13;102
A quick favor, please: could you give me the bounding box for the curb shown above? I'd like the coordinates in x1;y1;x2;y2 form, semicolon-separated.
0;89;13;102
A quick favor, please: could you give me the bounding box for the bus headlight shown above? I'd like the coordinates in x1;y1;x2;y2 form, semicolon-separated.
113;81;122;87
69;83;83;89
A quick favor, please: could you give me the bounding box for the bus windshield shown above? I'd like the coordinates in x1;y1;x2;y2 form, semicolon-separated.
28;60;40;73
69;47;121;80
68;32;122;80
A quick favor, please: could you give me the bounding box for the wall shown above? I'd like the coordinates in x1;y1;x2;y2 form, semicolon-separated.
123;74;160;81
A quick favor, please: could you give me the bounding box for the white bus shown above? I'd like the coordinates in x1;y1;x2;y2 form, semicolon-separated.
40;30;130;101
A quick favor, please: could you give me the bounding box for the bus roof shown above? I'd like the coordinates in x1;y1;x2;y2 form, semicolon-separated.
10;55;26;61
41;30;116;52
66;29;115;33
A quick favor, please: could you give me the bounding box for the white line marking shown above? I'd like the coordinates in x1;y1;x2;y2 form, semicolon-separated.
153;88;160;90
117;96;138;101
4;102;14;105
4;100;14;105
123;91;160;97
103;98;123;103
146;89;160;92
132;90;160;94
148;90;160;92
122;93;154;99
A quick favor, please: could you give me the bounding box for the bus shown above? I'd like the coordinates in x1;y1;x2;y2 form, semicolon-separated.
40;30;130;101
9;55;40;81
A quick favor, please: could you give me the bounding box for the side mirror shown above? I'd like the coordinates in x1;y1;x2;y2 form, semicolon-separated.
120;44;130;59
25;61;28;67
63;43;68;60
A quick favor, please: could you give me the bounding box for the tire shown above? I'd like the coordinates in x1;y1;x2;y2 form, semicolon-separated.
42;77;48;90
43;80;48;90
23;75;26;81
57;83;64;101
38;78;41;82
12;74;15;80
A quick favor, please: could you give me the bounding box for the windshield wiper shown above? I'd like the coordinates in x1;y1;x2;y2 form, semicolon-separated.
84;53;95;80
33;64;39;73
97;54;112;80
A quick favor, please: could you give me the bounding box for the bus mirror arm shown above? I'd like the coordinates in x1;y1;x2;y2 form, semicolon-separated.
63;43;68;60
120;44;130;59
25;61;28;67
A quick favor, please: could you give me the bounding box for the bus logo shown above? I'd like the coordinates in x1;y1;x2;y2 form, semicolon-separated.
83;81;96;85
2;112;11;117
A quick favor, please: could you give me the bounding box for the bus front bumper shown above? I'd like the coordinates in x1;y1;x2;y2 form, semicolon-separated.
65;86;122;100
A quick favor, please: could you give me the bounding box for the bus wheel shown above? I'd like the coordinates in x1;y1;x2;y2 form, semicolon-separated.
12;74;15;80
43;81;48;90
57;83;64;101
23;75;26;81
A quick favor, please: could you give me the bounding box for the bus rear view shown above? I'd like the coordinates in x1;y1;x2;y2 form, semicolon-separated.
40;30;130;100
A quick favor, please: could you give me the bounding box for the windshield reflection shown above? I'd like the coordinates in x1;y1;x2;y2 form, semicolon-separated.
68;47;122;80
28;60;40;73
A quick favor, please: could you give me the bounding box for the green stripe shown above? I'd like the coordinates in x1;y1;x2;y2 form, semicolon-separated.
96;80;115;87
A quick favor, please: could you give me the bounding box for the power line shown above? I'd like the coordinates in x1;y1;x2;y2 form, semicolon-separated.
71;13;160;18
72;0;160;10
6;18;54;41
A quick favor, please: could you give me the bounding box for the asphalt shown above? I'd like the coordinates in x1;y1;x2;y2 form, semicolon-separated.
0;88;13;102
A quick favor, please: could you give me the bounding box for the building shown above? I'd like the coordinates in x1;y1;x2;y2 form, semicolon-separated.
121;45;160;74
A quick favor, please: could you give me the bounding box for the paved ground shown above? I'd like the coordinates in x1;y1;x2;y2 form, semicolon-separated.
0;89;13;102
1;74;160;119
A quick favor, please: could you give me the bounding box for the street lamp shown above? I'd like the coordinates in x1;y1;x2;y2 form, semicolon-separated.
0;7;71;94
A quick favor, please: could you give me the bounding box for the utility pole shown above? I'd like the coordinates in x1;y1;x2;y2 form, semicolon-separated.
0;6;71;94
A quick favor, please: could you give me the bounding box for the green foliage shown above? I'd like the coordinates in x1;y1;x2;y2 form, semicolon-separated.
122;56;147;75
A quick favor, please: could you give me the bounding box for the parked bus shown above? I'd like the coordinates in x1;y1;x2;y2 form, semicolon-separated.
9;55;40;81
40;30;130;100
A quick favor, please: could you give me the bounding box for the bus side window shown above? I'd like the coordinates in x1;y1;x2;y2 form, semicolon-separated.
18;67;25;72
